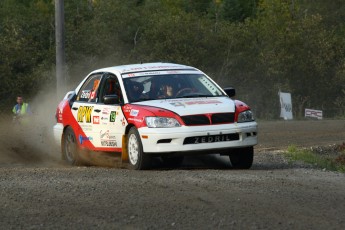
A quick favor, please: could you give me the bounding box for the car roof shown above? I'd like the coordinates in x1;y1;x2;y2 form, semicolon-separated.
90;62;198;76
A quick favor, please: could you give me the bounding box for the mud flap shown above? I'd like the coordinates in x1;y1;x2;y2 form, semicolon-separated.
121;134;129;164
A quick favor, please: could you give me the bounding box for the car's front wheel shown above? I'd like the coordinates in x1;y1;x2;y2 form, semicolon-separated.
127;127;151;170
62;127;82;165
229;147;254;169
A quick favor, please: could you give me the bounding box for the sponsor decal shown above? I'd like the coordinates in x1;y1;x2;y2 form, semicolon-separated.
130;109;139;117
122;69;200;78
184;100;222;105
184;133;239;145
100;130;117;147
58;109;63;121
169;100;222;107
93;116;100;124
102;108;110;115
80;90;91;99
100;130;109;139
121;118;126;126
77;106;93;123
90;91;96;99
185;100;222;105
99;130;116;140
110;111;116;122
128;118;143;123
78;135;93;144
101;116;108;121
101;140;117;147
57;100;68;121
123;105;132;113
169;102;186;107
80;124;93;131
122;65;185;73
143;71;161;75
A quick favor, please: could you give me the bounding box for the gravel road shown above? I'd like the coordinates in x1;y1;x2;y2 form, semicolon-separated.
1;120;345;229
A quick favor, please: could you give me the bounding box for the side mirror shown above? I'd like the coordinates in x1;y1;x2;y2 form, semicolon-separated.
103;95;120;105
224;87;236;98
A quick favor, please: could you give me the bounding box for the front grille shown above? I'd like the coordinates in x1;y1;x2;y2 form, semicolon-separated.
211;113;235;124
181;113;235;126
181;115;210;125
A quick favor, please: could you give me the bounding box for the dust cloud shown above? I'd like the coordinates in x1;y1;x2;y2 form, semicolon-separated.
0;57;123;168
0;86;73;168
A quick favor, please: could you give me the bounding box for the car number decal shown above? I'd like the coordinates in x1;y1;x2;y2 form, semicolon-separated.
80;90;91;99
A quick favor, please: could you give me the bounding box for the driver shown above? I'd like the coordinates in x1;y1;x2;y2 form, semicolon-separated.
158;80;176;98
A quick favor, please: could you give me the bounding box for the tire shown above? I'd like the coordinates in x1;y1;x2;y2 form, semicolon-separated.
62;127;82;165
127;127;151;170
161;156;184;168
229;147;254;169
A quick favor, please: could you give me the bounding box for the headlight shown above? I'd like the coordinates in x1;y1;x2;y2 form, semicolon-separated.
145;117;181;128
238;110;254;122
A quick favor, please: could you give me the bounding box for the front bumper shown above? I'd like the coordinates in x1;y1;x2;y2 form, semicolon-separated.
138;122;257;154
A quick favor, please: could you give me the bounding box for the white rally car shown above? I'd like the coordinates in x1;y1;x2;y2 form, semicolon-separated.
54;63;257;169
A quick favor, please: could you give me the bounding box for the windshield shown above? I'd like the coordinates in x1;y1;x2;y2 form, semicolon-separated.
123;74;226;103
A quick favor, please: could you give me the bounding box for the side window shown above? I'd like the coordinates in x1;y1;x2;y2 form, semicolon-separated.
99;74;123;104
76;74;102;102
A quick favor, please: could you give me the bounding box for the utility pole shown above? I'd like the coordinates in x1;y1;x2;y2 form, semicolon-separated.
55;0;66;99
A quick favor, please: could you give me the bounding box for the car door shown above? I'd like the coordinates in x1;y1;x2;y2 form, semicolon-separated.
93;73;127;151
70;73;102;148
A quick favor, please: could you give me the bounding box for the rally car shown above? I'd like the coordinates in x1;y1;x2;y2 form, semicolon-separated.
53;63;257;169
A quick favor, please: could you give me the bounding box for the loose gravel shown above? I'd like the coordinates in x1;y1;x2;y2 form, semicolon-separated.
1;120;345;229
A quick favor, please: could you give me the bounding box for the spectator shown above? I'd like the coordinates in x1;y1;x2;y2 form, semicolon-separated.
12;96;31;116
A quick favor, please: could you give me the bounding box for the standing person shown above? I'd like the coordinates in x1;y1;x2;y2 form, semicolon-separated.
12;96;31;115
12;96;31;125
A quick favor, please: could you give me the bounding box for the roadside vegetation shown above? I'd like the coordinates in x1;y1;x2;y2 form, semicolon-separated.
1;0;345;119
285;144;345;173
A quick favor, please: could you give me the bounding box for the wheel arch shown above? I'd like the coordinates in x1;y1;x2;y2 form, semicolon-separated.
121;123;136;163
125;123;136;135
126;125;151;170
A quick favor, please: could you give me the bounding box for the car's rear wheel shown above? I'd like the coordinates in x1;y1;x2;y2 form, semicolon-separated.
127;127;151;170
229;147;254;169
63;127;82;165
161;156;184;168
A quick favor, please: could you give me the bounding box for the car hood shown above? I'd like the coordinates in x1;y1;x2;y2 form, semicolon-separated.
134;97;235;116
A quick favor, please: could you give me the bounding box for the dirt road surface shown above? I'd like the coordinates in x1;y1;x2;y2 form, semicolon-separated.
1;119;345;229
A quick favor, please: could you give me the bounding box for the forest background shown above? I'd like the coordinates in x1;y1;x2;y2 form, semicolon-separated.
1;0;345;119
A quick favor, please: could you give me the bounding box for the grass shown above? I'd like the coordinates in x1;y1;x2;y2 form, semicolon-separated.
285;145;345;173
